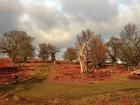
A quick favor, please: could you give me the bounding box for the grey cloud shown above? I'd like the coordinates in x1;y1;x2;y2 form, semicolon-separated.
0;0;23;34
0;0;70;49
56;0;120;43
23;3;69;33
59;0;118;22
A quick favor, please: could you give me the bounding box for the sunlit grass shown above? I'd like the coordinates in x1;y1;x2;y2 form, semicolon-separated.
16;77;140;103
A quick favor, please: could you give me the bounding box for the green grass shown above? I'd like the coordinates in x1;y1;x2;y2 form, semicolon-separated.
15;81;140;104
0;64;140;104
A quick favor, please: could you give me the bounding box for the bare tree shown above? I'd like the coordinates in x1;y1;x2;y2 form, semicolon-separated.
76;29;94;74
106;37;120;66
15;34;35;62
38;43;59;63
49;44;59;64
63;47;77;62
0;30;35;63
89;34;107;68
38;43;51;62
118;22;140;70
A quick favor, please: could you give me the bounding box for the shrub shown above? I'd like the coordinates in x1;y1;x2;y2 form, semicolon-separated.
128;75;140;80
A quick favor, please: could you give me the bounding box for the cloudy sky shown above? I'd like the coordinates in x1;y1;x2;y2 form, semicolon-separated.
0;0;140;59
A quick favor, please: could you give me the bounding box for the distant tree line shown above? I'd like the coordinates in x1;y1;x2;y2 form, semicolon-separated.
0;22;140;72
63;22;140;73
0;30;59;65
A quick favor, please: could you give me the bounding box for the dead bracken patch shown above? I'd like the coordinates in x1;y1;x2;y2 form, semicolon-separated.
49;63;129;83
0;58;37;83
0;58;130;84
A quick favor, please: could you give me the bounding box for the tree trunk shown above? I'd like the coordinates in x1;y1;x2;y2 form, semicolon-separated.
45;58;48;63
112;57;117;66
78;32;93;74
79;55;87;74
113;61;116;66
23;57;27;62
79;56;83;74
9;58;13;63
51;53;56;64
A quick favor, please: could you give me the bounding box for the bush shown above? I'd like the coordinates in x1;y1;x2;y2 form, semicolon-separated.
128;75;140;80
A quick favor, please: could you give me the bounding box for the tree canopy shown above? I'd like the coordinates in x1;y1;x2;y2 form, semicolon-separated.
118;22;140;69
89;34;107;67
0;30;35;62
106;36;120;66
63;47;77;62
75;29;107;73
38;43;59;63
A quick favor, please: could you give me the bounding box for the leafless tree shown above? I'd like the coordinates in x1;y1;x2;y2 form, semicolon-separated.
15;34;35;62
89;34;107;69
49;44;59;64
0;30;35;63
38;43;59;63
75;29;94;74
63;46;77;62
38;43;51;62
118;22;140;70
106;37;120;66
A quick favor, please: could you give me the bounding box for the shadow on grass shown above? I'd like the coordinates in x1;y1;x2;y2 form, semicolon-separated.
0;65;51;97
119;88;140;92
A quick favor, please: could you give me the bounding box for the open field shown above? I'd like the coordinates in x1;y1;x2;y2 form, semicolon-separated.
0;58;140;105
